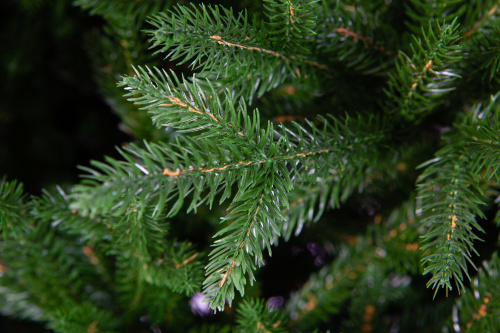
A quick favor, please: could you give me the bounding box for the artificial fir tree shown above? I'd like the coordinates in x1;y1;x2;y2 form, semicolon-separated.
1;0;500;332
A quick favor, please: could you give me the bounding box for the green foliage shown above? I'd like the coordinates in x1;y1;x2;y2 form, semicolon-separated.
235;298;287;332
147;5;265;73
3;0;500;332
47;301;118;333
405;0;467;35
460;93;500;181
0;177;26;238
417;93;500;296
0;189;106;322
263;0;318;53
317;0;396;74
280;114;386;240
384;19;462;120
287;200;422;331
451;252;500;332
467;28;500;84
146;3;331;102
74;64;387;309
417;142;485;296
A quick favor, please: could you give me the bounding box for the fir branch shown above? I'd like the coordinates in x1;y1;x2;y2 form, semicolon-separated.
0;213;105;321
286;200;419;331
453;252;500;332
263;0;318;54
154;243;203;295
146;5;287;72
384;19;462;121
286;247;358;330
120;66;251;141
114;203;203;297
114;200;168;261
71;136;322;219
72;98;381;220
281;151;375;240
148;3;328;71
71;139;252;217
417;95;500;297
115;207;203;296
32;187;114;247
463;1;500;39
69;107;387;310
333;27;394;55
235;298;287;333
47;300;118;333
459;94;500;182
417;142;486;296
277;114;387;239
313;1;395;75
203;164;291;310
0;177;26;238
405;0;467;35
463;27;500;85
200;114;375;309
146;4;329;101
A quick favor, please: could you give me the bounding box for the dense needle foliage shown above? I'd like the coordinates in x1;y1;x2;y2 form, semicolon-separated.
1;0;500;332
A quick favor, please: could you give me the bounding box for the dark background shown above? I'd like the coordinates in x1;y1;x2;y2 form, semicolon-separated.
0;0;130;196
